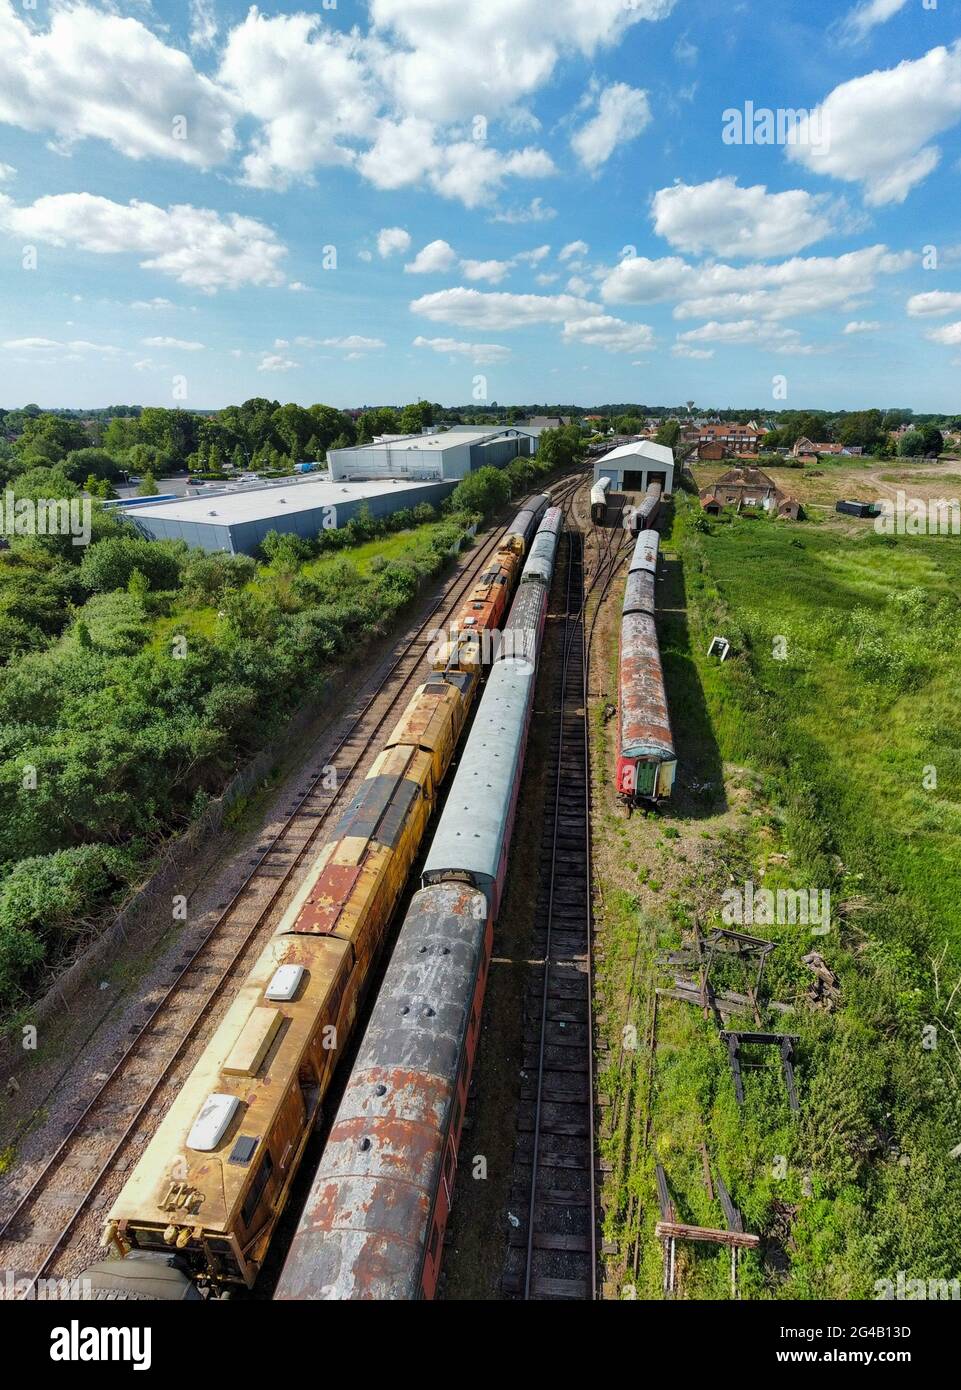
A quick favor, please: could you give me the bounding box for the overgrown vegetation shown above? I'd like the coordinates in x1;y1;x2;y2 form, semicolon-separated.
0;479;477;1018
598;497;961;1298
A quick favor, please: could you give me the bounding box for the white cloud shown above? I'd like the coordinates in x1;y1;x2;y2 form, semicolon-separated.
0;162;14;182
906;290;961;317
788;42;961;205
461;258;514;284
288;281;311;292
359;121;555;207
490;197;557;224
321;335;387;351
2;337;61;351
410;286;598;329
651;177;835;259
566;275;592;296
673;34;698;64
369;0;676;125
514;245;551;264
559;240;589;261
601;245;912;321
837;0;908;43
676;319;818;353
258;352;298;372
413;334;511;365
571;83;651;170
843;319;880;332
671;343;714;358
219;9;378;189
142;336;204;350
0;1;235;168
926;321;961;346
189;0;219;50
562;315;654;353
0;192;289;292
130;297;174;310
535;272;559;285
405;239;458;274
2;337;121;357
377;226;412;258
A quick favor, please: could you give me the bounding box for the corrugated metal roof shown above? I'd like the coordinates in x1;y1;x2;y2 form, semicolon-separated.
117;477;451;526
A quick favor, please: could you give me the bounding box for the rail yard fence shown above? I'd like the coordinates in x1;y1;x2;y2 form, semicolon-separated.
0;680;333;1076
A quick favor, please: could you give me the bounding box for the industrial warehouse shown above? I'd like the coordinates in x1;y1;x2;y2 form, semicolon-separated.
121;476;455;554
328;426;535;481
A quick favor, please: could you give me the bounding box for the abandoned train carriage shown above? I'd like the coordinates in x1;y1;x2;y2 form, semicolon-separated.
432;493;549;671
616;528;676;802
590;476;610;523
100;668;480;1289
90;494;551;1295
626;480;662;537
276;508;562;1301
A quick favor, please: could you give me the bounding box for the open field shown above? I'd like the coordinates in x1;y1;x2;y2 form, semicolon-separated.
692;456;961;518
591;492;961;1299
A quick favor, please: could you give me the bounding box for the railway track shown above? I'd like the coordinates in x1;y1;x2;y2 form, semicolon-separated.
498;481;633;1301
0;474;584;1296
503;518;598;1300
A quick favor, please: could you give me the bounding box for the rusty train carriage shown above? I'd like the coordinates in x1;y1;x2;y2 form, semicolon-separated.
95;500;553;1293
616;527;676;801
102;663;481;1291
627;479;662;537
432;493;549;672
275;506;562;1301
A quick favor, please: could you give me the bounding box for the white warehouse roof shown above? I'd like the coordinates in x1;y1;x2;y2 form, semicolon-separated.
598;440;675;468
119;476;447;526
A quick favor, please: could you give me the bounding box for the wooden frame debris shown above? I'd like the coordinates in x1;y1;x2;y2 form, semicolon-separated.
720;1031;800;1112
655;1161;759;1298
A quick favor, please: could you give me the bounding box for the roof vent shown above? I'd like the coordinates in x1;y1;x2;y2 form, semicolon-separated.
265;963;305;1001
187;1093;240;1151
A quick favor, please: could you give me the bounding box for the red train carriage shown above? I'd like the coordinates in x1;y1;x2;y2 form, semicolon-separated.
616;528;676;802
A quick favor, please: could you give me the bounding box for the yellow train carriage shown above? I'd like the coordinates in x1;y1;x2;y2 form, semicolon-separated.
102;667;478;1290
432;543;524;672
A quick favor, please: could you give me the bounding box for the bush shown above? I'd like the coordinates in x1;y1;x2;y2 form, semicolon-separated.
448;466;511;519
179;550;256;605
0;844;132;1006
79;536;183;592
260;529;315;567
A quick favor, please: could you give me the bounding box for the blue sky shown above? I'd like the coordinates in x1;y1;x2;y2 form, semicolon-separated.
0;0;959;410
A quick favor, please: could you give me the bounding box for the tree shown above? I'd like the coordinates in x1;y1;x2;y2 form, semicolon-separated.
16;413;88;461
399;400;434;434
654;419;681;448
63;447;121;483
836;410;884;452
537;424;585;471
448;466;511;518
138;472;159;496
919;425;943;457
898;430;925;458
272;403;316;460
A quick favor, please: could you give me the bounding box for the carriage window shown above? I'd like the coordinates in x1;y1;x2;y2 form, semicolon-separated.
241;1151;274;1227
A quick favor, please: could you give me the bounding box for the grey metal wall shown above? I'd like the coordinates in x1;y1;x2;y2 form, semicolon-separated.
469;436;523;471
128;481;456;555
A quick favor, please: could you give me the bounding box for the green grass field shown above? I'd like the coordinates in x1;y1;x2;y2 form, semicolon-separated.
601;498;961;1299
